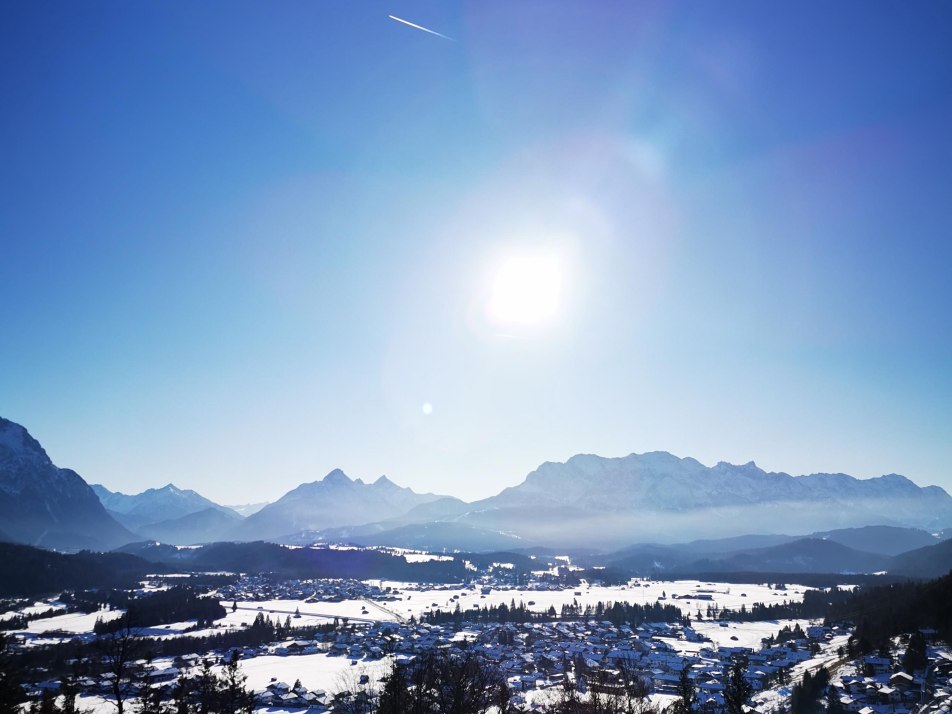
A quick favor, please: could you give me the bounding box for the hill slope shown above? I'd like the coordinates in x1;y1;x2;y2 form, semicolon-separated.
139;507;243;545
0;417;136;551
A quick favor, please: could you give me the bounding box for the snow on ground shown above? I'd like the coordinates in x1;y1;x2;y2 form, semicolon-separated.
377;579;817;622
126;596;401;642
79;693;319;714
0;601;59;621
25;609;124;634
75;654;392;714
148;581;832;644
21;580;850;713
655;619;814;655
693;619;812;650
8;581;831;651
226;653;393;694
76;694;112;714
523;687;679;710
751;633;852;713
401;553;454;563
221;599;384;625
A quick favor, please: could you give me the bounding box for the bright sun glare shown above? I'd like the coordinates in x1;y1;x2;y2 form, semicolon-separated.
487;254;563;328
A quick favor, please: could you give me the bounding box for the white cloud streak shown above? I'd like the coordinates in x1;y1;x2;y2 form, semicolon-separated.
388;14;453;41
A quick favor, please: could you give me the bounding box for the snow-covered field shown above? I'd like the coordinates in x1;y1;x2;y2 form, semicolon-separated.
72;655;392;714
203;579;814;634
659;619;814;654
374;579;816;621
230;652;393;693
25;609;124;634
0;602;63;621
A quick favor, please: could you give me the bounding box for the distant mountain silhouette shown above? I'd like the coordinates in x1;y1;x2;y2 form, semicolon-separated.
91;482;238;531
809;525;941;557
888;538;952;579
453;452;952;548
138;507;242;545
230;470;447;541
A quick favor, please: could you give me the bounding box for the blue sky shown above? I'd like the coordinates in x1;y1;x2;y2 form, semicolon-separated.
2;1;950;504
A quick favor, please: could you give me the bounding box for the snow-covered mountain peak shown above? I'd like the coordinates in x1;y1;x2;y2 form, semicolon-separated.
323;468;352;485
0;417;52;467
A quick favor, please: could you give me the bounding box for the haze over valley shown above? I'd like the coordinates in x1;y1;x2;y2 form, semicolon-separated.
4;416;952;573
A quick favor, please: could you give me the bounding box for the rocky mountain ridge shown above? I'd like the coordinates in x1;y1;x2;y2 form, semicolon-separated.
0;417;135;550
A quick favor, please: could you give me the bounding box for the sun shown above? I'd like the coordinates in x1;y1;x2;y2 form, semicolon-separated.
487;253;563;328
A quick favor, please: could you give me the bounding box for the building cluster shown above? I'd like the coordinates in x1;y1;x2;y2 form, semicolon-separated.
220;615;844;711
218;576;398;604
825;640;952;714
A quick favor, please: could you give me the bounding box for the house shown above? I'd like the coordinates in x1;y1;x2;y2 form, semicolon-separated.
888;672;915;691
863;656;892;676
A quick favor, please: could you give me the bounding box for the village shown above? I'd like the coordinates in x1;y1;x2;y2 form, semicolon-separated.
5;572;951;714
105;599;951;713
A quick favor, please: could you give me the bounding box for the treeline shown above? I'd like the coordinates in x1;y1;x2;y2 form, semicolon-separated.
7;614;340;680
24;650;258;714
0;608;63;631
374;649;663;714
708;587;853;622
376;650;511;713
825;570;952;653
683;572;903;588
768;622;807;645
560;600;685;626
570;568;634;587
788;666;831;714
126;541;472;583
423;599;685;627
91;587;225;634
0;543;159;597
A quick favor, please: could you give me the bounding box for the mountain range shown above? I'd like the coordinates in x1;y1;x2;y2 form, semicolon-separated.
453;452;952;547
91;482;238;530
3;416;952;563
229;470;445;541
90;482;244;545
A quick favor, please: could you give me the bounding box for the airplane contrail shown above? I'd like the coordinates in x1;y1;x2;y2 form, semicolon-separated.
388;14;453;41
